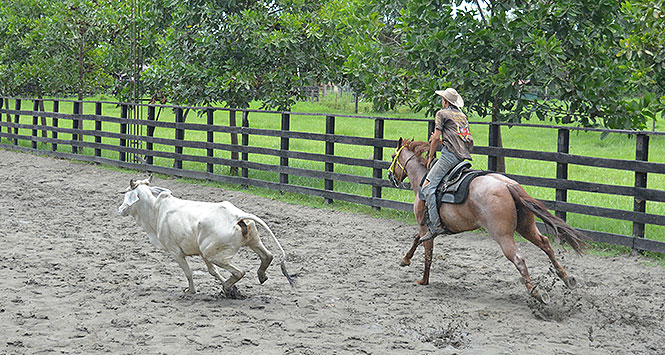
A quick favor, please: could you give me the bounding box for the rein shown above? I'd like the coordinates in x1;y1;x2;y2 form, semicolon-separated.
388;145;416;182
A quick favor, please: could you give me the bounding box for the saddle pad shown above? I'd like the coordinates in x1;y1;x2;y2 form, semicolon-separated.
436;169;489;206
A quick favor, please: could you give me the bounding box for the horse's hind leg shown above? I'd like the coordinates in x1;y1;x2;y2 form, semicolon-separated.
494;236;550;304
517;222;576;289
415;239;434;285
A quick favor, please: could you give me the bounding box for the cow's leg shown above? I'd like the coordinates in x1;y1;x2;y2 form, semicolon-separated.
203;258;225;284
173;254;196;294
212;261;246;298
246;237;274;284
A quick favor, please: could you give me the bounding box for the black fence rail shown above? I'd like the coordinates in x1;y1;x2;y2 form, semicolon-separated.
1;96;664;254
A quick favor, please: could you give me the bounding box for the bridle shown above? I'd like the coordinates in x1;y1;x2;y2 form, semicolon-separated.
387;145;416;187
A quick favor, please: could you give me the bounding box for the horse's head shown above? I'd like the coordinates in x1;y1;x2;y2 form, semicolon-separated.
387;138;410;187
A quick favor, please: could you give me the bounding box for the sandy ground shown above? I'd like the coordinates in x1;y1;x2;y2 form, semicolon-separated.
1;148;664;354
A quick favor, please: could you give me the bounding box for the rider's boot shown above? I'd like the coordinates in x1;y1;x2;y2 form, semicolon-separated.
420;187;449;242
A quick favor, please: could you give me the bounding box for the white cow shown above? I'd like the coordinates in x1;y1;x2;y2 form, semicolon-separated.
118;176;294;297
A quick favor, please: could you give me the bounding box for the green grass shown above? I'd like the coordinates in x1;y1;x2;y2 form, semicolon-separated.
2;94;664;260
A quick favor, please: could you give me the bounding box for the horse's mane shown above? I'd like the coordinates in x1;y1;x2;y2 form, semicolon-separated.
400;139;428;166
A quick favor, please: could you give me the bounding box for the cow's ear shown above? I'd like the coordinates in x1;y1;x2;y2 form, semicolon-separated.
398;137;403;147
149;187;171;198
130;179;137;189
124;189;139;207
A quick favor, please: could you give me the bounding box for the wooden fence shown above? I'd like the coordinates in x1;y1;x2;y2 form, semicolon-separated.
1;96;664;254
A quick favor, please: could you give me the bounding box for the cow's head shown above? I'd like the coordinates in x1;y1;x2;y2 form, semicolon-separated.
118;182;172;217
118;187;140;216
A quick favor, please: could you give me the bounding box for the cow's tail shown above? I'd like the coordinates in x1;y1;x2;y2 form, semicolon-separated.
236;214;296;288
506;183;588;255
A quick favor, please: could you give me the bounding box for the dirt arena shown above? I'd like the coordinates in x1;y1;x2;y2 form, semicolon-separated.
1;149;664;354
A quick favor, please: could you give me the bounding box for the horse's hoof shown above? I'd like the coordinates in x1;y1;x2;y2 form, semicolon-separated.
532;289;550;305
399;258;411;267
414;279;429;286
564;275;577;289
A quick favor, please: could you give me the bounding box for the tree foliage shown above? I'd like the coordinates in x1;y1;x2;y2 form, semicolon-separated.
0;0;661;129
142;0;334;109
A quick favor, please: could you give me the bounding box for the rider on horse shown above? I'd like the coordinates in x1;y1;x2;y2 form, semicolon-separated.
421;88;474;240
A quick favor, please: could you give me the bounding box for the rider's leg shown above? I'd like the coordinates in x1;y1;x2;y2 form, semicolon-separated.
421;148;461;236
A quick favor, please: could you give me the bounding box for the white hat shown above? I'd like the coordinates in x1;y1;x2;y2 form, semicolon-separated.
435;88;464;108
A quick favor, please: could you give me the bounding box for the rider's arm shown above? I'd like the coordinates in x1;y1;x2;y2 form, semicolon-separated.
427;129;442;169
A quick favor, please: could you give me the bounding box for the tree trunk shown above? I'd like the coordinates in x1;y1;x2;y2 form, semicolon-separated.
229;109;239;176
492;96;506;173
37;92;47;138
77;35;85;141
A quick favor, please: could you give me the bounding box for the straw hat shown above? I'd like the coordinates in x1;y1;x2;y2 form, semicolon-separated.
435;88;464;108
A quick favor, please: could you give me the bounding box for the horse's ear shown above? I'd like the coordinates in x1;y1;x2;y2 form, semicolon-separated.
398;137;403;147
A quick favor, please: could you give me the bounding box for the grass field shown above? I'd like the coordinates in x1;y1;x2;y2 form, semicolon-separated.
2;94;664;256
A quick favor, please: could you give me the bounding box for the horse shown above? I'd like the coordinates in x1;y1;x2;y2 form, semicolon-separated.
387;138;587;304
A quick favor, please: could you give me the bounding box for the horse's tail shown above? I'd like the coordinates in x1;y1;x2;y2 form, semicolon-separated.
506;183;587;255
236;213;296;288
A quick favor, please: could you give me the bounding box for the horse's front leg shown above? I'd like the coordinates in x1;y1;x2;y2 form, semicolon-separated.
401;199;427;267
400;232;422;266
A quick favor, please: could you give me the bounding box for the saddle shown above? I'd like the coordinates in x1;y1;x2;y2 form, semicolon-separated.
419;160;489;207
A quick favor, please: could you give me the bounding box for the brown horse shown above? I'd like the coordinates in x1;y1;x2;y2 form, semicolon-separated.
387;138;587;304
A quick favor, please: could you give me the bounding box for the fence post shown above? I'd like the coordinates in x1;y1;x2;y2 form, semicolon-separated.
207;108;214;174
72;101;80;153
0;98;3;135
13;99;21;146
0;98;5;136
119;104;128;161
354;93;359;114
325;115;335;204
229;109;239;176
4;98;10;135
95;102;102;157
427;121;435;141
280;113;290;185
556;128;570;220
373;118;384;210
488;122;499;171
633;133;649;251
52;101;59;152
241;111;249;183
32;100;39;149
146;105;155;165
174;107;184;169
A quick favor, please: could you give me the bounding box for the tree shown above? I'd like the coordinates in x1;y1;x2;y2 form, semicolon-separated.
619;0;665;130
142;0;333;111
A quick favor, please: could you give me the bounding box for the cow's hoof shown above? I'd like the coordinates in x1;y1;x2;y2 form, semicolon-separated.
224;286;243;299
258;272;268;284
183;287;196;295
414;279;428;285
